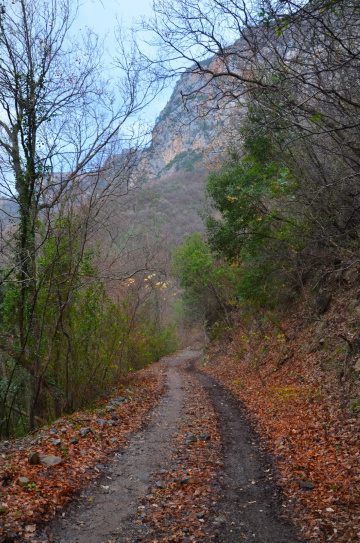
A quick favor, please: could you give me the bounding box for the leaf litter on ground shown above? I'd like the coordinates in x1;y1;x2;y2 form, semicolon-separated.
132;365;222;542
201;291;360;542
0;365;167;542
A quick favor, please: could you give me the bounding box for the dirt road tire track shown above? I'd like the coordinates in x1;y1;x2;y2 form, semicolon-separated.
36;351;302;543
37;351;193;543
192;361;302;543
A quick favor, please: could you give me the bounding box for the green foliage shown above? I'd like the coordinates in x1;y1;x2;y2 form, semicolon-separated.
204;122;299;307
202;55;359;312
0;215;178;437
173;233;238;328
163;150;203;173
184;151;204;171
164;151;189;170
206;128;292;260
126;321;179;369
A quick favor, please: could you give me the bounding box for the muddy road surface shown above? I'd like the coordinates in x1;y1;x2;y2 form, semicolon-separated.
37;350;301;543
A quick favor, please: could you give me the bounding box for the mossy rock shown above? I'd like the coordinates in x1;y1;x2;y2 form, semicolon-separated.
315;320;327;336
354;358;360;374
348;398;360;410
346;299;360;317
299;341;310;354
322;342;348;371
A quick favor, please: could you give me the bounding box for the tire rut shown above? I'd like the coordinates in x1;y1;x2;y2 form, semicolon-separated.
39;351;194;543
38;351;302;543
192;365;302;543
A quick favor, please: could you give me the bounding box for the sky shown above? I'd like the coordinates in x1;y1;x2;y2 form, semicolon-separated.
78;0;152;33
75;0;173;125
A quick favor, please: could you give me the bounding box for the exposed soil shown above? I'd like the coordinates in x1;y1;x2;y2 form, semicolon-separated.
36;351;191;543
34;350;302;543
192;363;301;543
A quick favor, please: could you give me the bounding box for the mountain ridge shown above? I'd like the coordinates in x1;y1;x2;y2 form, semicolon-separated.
143;65;234;179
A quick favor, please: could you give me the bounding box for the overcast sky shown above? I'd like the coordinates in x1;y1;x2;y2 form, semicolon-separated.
78;0;152;32
75;0;173;125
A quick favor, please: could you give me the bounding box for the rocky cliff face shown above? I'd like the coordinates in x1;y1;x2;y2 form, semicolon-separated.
143;64;233;179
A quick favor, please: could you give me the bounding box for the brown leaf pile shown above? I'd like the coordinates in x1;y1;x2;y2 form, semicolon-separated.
0;365;167;542
202;291;360;542
134;366;222;542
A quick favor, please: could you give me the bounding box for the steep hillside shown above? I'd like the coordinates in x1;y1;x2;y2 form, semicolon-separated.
142;64;236;179
201;275;360;542
127;167;207;245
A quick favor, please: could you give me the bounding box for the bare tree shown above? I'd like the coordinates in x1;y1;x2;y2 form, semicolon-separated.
0;0;160;432
144;0;360;122
142;0;360;263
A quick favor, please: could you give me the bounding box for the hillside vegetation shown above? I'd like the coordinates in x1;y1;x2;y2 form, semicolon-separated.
168;0;360;390
1;0;360;467
164;2;360;539
0;0;360;540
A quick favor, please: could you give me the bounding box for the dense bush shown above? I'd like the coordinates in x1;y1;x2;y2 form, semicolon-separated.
203;77;360;310
204;117;299;307
173;233;239;332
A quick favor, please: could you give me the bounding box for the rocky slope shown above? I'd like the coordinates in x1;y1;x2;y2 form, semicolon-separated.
143;63;238;179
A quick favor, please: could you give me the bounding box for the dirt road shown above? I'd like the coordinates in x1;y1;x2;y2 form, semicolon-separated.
37;350;301;543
